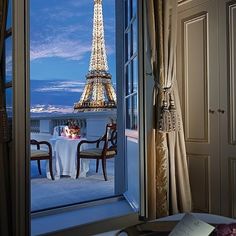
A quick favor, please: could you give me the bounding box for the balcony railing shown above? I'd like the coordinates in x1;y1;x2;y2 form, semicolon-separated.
30;111;117;139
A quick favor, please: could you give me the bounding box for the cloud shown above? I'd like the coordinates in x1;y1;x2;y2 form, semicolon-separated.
31;2;89;22
68;0;90;8
43;9;84;20
30;38;91;61
30;0;115;64
30;104;74;114
30;31;115;61
5;56;12;74
33;81;86;93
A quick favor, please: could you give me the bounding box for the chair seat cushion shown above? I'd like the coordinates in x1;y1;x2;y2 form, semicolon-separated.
80;148;116;156
31;149;49;158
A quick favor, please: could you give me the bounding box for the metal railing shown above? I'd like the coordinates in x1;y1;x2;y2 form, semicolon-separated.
30;111;117;140
30;119;40;133
30;114;87;135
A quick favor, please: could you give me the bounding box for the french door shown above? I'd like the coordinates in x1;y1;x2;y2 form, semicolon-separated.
177;0;236;217
3;0;148;234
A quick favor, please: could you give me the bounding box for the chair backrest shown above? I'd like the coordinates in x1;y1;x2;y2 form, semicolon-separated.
103;123;117;153
53;125;66;137
30;139;52;155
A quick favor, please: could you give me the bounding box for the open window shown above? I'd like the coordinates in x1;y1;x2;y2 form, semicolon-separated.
9;0;147;234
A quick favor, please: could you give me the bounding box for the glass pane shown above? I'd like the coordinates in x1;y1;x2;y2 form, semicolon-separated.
128;30;131;60
125;29;131;61
30;0;117;212
125;0;131;28
126;63;132;95
133;56;138;93
132;0;137;18
5;87;13;141
125;32;128;62
6;0;12;29
126;97;132;129
132;94;138;130
6;87;13;118
5;36;13;83
126;94;138;130
125;0;128;28
132;18;137;55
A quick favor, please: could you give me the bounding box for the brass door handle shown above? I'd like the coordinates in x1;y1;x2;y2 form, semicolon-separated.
209;109;215;114
217;109;225;114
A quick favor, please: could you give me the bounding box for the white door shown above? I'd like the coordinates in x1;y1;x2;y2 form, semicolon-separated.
218;0;236;217
177;0;221;214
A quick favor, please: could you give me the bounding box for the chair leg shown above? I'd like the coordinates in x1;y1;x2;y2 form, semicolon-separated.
49;159;54;180
37;160;42;175
76;157;81;179
101;157;107;181
96;159;99;173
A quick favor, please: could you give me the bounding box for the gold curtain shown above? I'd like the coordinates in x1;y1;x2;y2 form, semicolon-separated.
145;0;192;219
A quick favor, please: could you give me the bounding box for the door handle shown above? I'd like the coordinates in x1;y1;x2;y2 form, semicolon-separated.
217;109;225;114
209;109;215;114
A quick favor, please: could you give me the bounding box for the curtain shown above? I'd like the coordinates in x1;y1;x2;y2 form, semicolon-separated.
0;0;12;235
145;0;192;219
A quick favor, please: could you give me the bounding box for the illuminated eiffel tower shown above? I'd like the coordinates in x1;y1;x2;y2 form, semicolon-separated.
74;0;117;112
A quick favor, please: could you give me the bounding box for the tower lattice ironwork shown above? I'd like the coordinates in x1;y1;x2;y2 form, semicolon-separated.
74;0;117;112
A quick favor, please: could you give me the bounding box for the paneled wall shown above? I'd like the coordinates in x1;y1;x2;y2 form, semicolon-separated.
219;0;236;217
182;12;209;143
188;154;210;212
177;0;236;216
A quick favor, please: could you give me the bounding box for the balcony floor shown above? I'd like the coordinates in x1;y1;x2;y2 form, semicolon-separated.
31;159;115;212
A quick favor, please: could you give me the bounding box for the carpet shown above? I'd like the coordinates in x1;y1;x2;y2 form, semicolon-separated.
31;159;114;212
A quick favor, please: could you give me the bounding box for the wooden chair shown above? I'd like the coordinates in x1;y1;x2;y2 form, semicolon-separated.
30;139;54;180
76;123;117;181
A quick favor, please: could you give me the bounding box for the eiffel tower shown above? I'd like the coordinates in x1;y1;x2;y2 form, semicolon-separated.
74;0;117;112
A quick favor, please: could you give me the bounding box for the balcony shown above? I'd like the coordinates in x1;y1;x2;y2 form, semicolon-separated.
30;110;117;212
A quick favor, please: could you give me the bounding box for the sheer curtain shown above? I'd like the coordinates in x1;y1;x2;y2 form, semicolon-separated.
0;0;12;235
145;0;192;219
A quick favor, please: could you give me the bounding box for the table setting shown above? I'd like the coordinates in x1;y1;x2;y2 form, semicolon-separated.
47;120;90;180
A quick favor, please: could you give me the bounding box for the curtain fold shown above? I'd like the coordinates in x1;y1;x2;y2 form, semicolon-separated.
145;0;192;219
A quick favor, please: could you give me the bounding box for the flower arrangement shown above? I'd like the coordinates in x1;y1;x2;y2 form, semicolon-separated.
64;119;80;139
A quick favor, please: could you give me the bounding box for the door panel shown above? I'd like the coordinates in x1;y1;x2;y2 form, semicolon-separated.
188;154;210;212
228;2;236;146
229;158;236;218
177;0;220;213
219;0;236;217
183;12;209;143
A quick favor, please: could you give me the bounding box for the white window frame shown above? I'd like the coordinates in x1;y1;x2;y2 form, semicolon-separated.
12;0;148;234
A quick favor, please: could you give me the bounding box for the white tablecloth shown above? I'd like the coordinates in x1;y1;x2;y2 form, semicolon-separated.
47;137;89;180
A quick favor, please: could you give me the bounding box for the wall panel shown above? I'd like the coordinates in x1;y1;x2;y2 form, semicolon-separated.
188;154;210;212
228;2;236;145
183;12;209;142
229;158;236;218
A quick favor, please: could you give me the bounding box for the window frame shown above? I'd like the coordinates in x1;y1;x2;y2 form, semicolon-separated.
12;0;148;234
12;0;30;235
124;0;138;132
